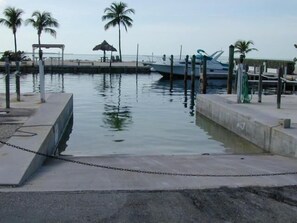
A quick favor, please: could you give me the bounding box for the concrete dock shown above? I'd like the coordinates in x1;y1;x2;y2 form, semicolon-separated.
0;93;73;186
197;94;297;158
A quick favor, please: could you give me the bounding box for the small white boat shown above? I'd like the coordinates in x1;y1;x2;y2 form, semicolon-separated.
148;49;229;79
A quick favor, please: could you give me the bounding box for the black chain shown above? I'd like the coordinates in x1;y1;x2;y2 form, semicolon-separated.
1;140;297;177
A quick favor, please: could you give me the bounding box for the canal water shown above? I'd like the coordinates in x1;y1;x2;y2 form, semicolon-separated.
0;72;263;156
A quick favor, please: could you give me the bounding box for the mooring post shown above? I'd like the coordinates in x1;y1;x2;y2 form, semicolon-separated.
258;65;263;103
184;55;189;82
109;56;112;74
170;55;173;91
277;67;283;109
227;45;234;94
200;55;207;94
16;60;20;101
184;55;189;93
5;57;10;109
264;61;268;73
191;55;196;93
283;65;287;92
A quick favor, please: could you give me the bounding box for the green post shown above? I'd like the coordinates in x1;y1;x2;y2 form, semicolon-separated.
227;45;234;94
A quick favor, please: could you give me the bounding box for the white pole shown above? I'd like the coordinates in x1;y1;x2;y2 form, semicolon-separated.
179;45;182;60
39;60;45;103
136;43;139;74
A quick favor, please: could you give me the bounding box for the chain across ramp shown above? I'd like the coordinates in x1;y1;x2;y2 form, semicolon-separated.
1;140;297;178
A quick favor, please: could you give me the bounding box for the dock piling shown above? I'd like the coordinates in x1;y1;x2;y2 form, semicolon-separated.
227;45;234;94
258;65;263;103
5;57;10;109
277;67;283;109
170;55;173;91
16;61;20;101
39;56;46;103
191;55;196;93
184;55;189;91
200;55;207;94
136;44;139;74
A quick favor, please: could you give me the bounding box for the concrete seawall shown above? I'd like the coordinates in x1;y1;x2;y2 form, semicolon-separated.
0;62;151;74
196;94;297;158
0;93;73;186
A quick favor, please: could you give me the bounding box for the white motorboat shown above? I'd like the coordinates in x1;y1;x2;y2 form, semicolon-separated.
148;49;229;79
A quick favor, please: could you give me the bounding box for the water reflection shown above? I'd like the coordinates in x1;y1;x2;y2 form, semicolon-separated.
102;74;133;131
103;105;132;131
29;73;65;93
151;77;198;116
195;113;265;154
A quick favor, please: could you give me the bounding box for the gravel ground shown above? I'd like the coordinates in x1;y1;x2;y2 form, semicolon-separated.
0;186;296;222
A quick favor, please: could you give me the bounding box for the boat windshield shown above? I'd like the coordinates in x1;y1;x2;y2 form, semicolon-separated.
196;49;224;61
196;49;212;61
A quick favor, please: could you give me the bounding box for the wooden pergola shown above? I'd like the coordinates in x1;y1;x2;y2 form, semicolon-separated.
32;44;65;66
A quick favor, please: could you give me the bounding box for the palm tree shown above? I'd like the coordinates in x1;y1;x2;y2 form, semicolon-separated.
0;7;24;101
102;2;135;62
25;11;59;59
0;7;24;56
234;40;258;58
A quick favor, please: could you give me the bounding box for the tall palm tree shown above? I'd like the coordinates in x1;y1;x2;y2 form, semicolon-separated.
0;7;24;101
102;2;135;62
234;40;258;58
0;7;24;56
25;11;59;59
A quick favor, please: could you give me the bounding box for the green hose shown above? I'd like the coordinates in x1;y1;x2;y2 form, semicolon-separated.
241;72;252;103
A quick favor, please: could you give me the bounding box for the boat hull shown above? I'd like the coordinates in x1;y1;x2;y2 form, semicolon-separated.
150;63;229;79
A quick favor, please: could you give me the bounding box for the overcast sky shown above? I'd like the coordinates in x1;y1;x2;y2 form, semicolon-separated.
0;0;297;59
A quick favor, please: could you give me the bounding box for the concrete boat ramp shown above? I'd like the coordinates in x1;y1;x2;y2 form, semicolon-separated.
0;93;296;191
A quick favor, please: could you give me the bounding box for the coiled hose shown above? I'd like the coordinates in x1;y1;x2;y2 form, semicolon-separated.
241;72;252;103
